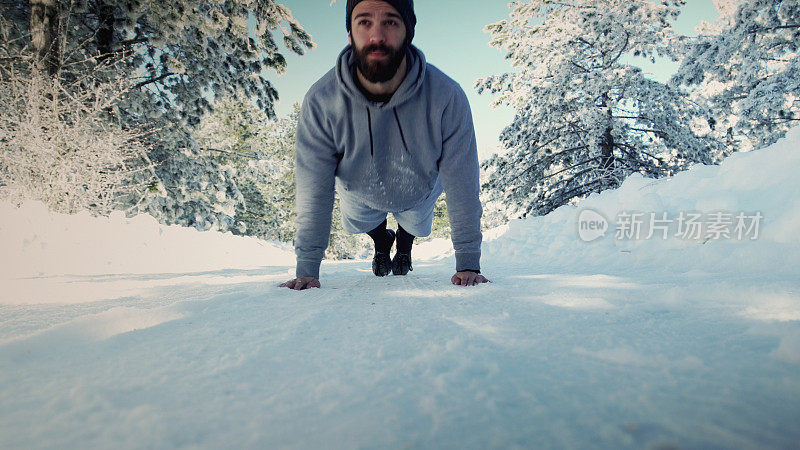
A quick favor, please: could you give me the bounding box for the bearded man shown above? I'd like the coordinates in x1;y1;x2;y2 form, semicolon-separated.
280;0;490;290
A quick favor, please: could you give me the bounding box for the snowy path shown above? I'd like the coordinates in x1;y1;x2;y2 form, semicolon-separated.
3;129;800;448
2;258;799;449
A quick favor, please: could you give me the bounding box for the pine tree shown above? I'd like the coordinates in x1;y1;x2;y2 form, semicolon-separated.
0;14;155;214
2;0;313;122
429;196;451;239
477;0;724;218
196;100;371;259
197;99;297;241
0;0;313;230
672;0;800;150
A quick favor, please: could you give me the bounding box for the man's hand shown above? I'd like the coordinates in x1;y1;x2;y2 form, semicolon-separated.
279;277;321;290
451;271;491;286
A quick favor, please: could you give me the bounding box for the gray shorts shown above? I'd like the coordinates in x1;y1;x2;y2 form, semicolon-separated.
337;176;444;237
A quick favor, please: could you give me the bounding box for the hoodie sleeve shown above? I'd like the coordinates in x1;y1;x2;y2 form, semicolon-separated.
293;94;339;279
438;86;483;272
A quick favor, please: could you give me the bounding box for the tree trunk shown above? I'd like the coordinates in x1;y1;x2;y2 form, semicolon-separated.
96;2;115;60
598;94;616;189
30;0;60;76
600;126;615;172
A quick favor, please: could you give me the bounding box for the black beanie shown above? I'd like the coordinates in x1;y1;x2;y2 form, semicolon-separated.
346;0;416;44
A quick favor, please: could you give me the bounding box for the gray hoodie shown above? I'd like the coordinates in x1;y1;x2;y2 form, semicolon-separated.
294;45;482;278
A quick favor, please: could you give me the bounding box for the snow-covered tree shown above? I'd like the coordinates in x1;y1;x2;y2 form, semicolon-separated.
197;100;297;241
2;0;313;122
0;17;155;215
0;0;313;230
672;0;800;150
429;196;451;239
477;0;725;218
197;100;371;259
696;0;742;34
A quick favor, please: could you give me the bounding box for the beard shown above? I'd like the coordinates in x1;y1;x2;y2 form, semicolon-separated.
352;40;407;83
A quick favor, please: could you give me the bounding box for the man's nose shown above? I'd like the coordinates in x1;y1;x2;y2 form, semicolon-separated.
369;25;386;44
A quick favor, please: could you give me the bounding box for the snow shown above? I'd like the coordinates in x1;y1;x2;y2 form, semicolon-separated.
2;129;800;448
0;204;295;304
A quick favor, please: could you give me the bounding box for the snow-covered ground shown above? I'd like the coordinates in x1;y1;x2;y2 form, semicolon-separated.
2;129;800;449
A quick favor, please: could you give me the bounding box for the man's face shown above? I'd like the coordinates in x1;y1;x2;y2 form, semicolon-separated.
349;0;407;83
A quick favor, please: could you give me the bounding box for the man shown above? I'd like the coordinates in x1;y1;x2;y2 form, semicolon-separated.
280;0;490;290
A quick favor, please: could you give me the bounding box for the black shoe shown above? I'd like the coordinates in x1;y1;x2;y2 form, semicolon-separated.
391;252;413;276
372;229;395;276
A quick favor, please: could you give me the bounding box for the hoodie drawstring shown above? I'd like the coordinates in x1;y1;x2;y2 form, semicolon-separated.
367;107;374;157
367;106;410;157
393;107;410;154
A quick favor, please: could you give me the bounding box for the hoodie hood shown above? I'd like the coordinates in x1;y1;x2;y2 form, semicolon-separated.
335;44;427;108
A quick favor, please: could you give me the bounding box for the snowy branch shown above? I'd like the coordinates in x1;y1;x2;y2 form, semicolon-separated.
135;71;175;89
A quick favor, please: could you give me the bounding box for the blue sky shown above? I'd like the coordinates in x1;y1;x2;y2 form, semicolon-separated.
266;0;720;160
